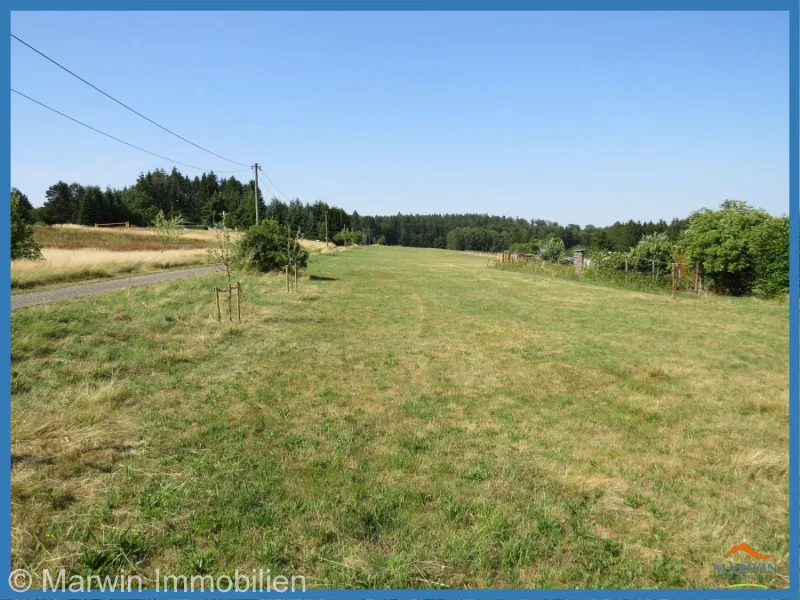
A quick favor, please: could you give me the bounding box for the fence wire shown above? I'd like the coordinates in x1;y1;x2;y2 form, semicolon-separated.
490;254;704;295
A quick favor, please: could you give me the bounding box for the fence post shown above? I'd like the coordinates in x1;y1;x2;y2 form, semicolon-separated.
671;263;676;299
573;249;585;274
695;262;700;295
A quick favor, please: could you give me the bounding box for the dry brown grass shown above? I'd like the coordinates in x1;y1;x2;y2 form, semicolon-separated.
299;239;332;251
12;248;208;290
42;224;219;242
32;224;228;252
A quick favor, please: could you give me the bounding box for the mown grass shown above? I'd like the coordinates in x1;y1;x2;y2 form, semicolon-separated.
10;246;789;589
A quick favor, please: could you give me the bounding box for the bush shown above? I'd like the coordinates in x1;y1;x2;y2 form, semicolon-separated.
681;200;771;295
538;235;564;261
628;232;676;271
751;215;789;298
235;220;309;272
591;250;629;271
510;242;538;254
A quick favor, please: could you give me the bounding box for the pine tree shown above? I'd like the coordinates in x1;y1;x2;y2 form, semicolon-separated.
76;186;106;226
11;190;41;260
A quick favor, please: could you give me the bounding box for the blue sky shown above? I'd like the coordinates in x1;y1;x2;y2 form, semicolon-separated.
10;11;789;226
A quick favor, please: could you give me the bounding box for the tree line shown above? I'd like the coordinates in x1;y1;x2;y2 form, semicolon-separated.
17;167;689;253
12;168;789;297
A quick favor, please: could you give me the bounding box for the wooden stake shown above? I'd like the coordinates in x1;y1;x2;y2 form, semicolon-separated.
286;265;290;292
236;282;242;322
671;263;676;299
695;261;700;295
215;287;221;321
294;264;298;290
227;284;232;321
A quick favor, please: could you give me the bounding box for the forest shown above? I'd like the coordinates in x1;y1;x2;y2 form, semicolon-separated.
14;167;691;254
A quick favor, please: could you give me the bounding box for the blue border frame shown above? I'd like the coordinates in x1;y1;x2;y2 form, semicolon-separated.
3;1;798;598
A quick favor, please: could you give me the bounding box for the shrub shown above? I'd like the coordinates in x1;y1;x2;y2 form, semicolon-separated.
510;242;538;254
592;250;629;271
628;232;676;271
751;215;789;298
681;200;771;295
538;235;564;261
235;220;309;272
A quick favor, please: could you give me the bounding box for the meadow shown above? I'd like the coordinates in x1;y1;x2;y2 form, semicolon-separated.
10;246;789;589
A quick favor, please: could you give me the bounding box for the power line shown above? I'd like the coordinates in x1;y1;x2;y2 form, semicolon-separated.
257;165;291;201
12;88;250;174
12;33;251;169
256;174;277;199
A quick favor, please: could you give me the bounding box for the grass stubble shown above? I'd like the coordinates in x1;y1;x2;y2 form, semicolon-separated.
10;246;789;589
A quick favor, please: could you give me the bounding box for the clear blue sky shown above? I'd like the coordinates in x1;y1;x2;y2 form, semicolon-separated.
11;11;789;226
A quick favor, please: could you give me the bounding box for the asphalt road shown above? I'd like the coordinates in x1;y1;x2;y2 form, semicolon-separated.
11;266;216;310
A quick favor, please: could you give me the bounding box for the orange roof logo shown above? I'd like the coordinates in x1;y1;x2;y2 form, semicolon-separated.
725;542;772;560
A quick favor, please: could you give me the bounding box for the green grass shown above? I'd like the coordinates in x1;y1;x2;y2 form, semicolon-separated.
11;246;789;589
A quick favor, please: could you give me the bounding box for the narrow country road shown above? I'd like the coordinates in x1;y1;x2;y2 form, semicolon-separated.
11;266;216;310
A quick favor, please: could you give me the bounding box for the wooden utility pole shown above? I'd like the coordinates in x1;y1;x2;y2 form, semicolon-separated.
325;211;329;248
253;163;260;226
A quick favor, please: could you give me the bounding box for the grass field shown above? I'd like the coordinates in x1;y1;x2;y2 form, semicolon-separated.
32;225;219;251
10;246;789;589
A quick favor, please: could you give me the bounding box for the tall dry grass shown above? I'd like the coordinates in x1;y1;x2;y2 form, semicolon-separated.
32;224;221;251
11;248;208;290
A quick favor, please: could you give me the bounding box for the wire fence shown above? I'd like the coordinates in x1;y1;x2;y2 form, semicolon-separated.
490;253;704;296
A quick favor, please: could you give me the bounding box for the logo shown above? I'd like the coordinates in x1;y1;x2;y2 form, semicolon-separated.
713;541;777;578
725;542;772;560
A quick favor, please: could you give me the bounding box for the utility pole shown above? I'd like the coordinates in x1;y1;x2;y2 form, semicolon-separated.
325;211;329;248
252;163;260;225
